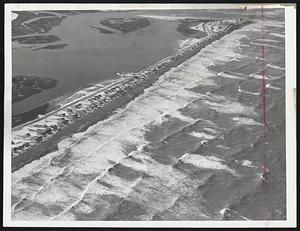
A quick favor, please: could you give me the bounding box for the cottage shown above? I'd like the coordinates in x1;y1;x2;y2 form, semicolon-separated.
62;120;70;125
35;136;43;142
46;127;53;134
72;113;79;119
50;125;58;130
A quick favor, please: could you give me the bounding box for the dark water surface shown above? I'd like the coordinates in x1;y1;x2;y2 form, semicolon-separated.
12;11;189;115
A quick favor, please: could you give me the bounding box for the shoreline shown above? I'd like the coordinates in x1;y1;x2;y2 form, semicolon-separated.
12;75;58;104
12;75;159;172
12;79;116;127
12;103;55;128
12;18;251;172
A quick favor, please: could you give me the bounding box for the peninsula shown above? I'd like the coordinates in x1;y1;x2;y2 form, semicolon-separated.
12;18;251;171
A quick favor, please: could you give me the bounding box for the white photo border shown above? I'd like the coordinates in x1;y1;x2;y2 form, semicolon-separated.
3;3;297;228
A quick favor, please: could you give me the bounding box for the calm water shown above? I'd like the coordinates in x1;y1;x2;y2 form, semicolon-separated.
12;11;189;115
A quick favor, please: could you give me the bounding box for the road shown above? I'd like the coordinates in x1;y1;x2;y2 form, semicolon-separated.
13;77;127;131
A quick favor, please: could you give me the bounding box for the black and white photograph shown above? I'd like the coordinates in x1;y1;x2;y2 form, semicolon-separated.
3;3;296;227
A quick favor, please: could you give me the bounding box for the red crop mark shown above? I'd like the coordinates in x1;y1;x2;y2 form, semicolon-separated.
261;5;271;190
261;5;269;130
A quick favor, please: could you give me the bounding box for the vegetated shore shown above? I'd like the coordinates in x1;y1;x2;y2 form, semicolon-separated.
99;17;150;33
12;75;58;103
12;18;251;172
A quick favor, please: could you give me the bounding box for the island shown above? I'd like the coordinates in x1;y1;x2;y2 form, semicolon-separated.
12;75;58;103
33;43;68;51
99;17;150;33
13;35;61;44
12;11;66;37
12;11;64;45
12;11;106;45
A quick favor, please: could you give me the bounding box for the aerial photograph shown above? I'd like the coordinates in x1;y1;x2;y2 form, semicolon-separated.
9;5;286;222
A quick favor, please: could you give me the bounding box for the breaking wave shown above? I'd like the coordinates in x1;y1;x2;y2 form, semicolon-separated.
178;153;238;175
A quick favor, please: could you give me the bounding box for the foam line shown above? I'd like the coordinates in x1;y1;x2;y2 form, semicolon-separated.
178;153;238;176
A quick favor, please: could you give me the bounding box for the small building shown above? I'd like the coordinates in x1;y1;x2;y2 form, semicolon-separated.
62;120;70;125
46;127;53;134
72;113;79;119
50;125;58;130
35;136;43;142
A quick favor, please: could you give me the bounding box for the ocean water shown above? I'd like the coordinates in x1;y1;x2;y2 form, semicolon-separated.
11;9;286;221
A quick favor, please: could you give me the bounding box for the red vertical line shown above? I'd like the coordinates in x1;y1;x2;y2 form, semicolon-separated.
261;5;270;191
261;5;268;130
